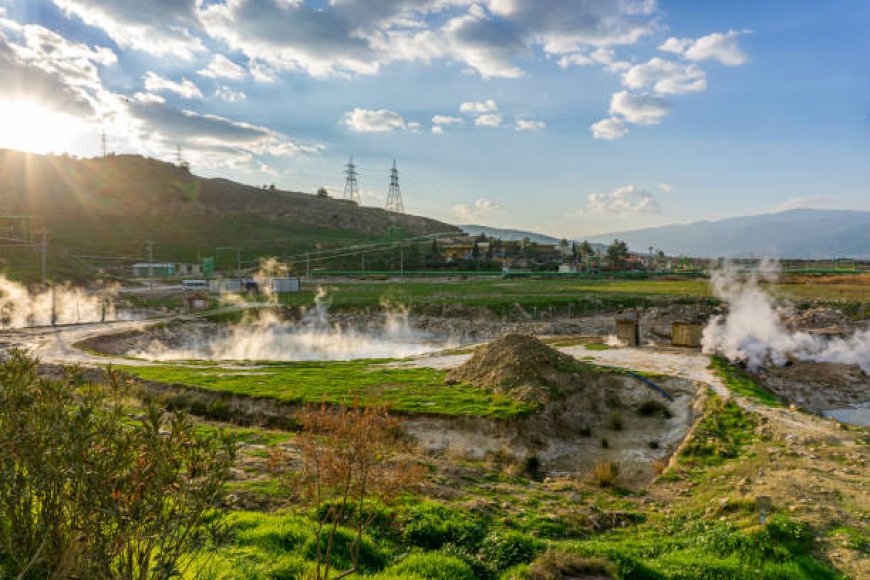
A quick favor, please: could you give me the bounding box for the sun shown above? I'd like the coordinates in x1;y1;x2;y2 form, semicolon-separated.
0;100;86;155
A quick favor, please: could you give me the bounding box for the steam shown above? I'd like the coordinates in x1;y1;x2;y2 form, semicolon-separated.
0;275;118;328
134;288;459;361
702;261;870;373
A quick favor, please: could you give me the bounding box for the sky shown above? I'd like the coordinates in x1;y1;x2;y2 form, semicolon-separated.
0;0;867;238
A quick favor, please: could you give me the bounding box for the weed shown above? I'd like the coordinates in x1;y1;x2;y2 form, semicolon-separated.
648;441;660;449
607;411;624;431
578;425;592;437
600;437;609;449
592;460;619;488
709;355;783;407
527;550;617;579
637;399;673;418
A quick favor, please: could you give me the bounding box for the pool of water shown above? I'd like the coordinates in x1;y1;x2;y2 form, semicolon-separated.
823;402;870;427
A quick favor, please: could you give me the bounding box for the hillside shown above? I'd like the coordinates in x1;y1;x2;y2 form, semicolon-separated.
585;209;870;259
461;224;607;252
0;149;459;281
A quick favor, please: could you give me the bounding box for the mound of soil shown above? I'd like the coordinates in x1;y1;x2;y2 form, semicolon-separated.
447;334;590;404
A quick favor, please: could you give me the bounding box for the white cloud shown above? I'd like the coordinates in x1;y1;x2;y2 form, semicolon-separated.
453;198;502;222
659;30;747;66
342;108;408;133
460;99;498;114
622;57;707;94
213;85;247;102
584;185;661;214
407;121;422;131
143;71;203;99
475;113;502;127
609;91;670;125
443;5;525;78
515;118;545;131
590;116;628;140
431;125;444;135
198;54;246;80
52;0;204;59
658;182;672;192
433;115;464;125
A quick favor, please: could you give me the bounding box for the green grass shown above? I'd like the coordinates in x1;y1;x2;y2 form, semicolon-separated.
679;395;757;469
121;360;534;418
584;343;611;351
709;355;783;407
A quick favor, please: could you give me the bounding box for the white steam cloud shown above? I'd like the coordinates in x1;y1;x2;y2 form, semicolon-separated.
0;276;118;328
133;289;459;361
702;262;870;373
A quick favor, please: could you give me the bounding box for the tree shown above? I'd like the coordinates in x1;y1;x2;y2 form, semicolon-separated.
292;401;423;579
0;351;236;579
607;239;629;269
578;240;593;257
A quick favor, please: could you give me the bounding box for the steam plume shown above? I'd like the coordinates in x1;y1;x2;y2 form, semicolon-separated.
0;275;117;328
702;261;869;373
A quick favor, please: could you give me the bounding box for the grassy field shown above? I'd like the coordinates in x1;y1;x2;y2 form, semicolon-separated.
121;360;534;418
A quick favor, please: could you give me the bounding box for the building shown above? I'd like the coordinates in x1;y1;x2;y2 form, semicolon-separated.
132;262;176;277
271;277;301;293
176;263;202;276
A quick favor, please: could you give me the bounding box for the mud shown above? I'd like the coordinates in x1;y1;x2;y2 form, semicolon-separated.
754;361;870;419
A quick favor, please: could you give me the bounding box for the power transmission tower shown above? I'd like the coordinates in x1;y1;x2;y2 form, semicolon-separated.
385;160;404;214
101;131;107;157
343;156;361;204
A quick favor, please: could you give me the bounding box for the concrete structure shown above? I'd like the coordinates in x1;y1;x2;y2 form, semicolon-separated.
209;278;242;294
177;263;202;276
186;291;209;312
558;263;580;274
271;277;301;293
132;262;176;277
615;319;640;347
672;322;703;348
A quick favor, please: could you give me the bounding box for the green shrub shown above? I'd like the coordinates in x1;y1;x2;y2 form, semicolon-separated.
402;502;487;550
479;531;544;572
527;549;617;579
637;399;673;418
680;396;756;466
0;351;236;579
608;411;624;431
377;552;476;580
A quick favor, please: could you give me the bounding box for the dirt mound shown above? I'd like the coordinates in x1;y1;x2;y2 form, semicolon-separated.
447;334;589;404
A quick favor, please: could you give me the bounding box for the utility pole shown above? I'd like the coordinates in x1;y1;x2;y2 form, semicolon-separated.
361;253;365;276
101;131;107;157
39;229;47;290
306;252;311;283
145;241;156;293
400;248;404;281
343;156;361;204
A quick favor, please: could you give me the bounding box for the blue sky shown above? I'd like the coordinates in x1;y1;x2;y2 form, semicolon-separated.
0;0;866;238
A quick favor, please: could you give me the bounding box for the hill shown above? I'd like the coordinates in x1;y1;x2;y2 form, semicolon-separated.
0;149;459;281
461;224;607;252
585;209;870;259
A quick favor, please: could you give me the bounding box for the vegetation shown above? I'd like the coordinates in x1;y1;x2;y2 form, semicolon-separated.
290;402;423;579
709;355;783;406
121;360;534;418
680;395;757;468
0;352;235;579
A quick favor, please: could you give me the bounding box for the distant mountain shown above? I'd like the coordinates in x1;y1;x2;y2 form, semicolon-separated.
584;209;870;258
460;225;608;252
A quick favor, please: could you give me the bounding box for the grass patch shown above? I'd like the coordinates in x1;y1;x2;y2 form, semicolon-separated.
584;343;611;351
121;360;534;418
680;395;757;468
709;355;783;407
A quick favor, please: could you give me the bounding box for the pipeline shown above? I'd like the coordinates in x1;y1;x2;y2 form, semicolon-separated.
627;371;674;402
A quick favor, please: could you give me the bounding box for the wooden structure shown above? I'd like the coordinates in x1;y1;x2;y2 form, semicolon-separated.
615;319;639;346
186;291;209;312
671;322;703;348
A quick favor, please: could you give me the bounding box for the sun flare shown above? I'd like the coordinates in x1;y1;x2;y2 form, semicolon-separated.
0;100;86;155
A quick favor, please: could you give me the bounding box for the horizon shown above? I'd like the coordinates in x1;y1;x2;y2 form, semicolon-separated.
0;0;867;239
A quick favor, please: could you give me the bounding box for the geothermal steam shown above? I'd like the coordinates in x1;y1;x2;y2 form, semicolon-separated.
0;275;118;328
134;289;458;361
702;262;870;373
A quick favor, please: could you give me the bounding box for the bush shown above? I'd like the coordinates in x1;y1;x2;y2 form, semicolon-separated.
402;502;487;551
0;351;236;579
377;552;476;580
637;399;673;418
591;460;619;488
527;550;618;579
607;411;624;431
479;530;544;572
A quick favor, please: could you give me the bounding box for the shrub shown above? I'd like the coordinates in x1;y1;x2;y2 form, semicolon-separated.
600;437;609;449
648;440;660;449
578;425;592;437
402;502;487;550
608;411;624;431
591;459;619;488
527;550;618;579
637;399;672;418
524;455;543;481
479;530;544;572
377;552;476;580
0;351;236;579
